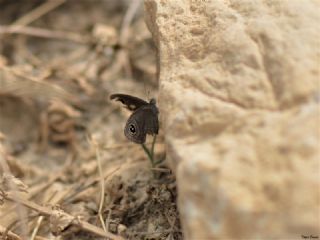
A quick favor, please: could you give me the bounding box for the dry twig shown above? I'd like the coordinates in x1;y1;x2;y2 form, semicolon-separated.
87;135;107;232
11;0;66;27
101;0;142;80
0;66;77;103
0;25;88;44
119;0;142;45
0;143;29;239
1;192;124;240
0;224;22;240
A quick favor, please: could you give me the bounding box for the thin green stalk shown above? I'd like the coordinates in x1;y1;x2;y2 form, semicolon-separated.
141;135;157;167
151;135;157;160
141;143;154;166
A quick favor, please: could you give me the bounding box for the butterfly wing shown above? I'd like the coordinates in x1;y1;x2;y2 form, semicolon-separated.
124;108;147;144
143;105;159;135
110;94;148;111
124;105;159;144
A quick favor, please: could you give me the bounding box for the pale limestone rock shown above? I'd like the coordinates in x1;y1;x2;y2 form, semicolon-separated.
145;0;320;239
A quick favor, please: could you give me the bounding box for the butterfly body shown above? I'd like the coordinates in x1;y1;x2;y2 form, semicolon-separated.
110;94;159;144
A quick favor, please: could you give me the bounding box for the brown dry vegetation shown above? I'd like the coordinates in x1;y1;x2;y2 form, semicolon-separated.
0;1;181;239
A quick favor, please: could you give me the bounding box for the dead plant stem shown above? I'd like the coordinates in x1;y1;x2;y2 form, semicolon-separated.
12;0;66;27
1;192;124;240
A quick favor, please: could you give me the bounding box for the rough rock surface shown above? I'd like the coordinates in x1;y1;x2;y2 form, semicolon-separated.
145;0;320;239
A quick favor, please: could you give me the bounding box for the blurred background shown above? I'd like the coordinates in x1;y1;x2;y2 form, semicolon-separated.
0;1;180;239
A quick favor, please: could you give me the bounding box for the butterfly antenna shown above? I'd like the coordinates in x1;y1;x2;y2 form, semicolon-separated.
143;81;151;101
147;89;151;101
143;82;147;99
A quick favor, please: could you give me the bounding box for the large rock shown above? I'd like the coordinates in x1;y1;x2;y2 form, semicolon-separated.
145;0;320;239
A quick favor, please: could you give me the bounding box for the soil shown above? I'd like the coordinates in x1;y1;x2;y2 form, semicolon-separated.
0;1;182;239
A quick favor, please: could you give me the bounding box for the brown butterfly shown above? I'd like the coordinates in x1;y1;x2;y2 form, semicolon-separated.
110;94;159;144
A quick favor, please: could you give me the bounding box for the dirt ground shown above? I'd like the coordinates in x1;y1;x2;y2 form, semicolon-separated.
0;1;181;239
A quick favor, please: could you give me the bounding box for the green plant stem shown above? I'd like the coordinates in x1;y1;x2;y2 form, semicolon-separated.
151;135;157;160
141;143;153;166
154;153;166;165
141;135;157;167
